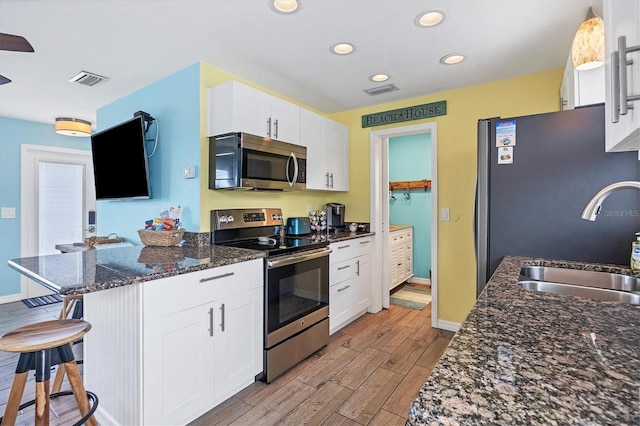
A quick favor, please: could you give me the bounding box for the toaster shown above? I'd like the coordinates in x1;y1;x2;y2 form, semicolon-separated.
286;217;311;235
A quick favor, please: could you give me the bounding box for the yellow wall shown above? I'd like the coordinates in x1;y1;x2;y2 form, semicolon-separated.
329;68;564;323
199;62;563;324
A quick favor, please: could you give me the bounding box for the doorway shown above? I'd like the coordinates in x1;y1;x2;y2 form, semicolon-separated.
369;122;438;327
20;145;96;298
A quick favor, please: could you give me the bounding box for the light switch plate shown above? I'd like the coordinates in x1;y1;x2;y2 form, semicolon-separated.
440;208;450;222
182;165;196;179
1;207;16;219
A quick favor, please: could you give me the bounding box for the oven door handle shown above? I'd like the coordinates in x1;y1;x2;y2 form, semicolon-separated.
267;247;331;269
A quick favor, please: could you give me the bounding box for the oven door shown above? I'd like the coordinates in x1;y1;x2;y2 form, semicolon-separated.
266;247;329;348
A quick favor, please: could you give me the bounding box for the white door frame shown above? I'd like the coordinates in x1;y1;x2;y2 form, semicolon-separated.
369;122;438;327
21;144;95;298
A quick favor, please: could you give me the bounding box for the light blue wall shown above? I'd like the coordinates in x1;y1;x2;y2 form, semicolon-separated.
0;117;90;297
96;63;201;242
389;133;431;280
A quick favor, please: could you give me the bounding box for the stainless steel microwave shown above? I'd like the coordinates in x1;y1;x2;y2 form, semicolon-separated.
210;132;306;191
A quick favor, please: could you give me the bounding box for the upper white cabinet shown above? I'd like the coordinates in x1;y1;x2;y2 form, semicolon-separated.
560;51;605;110
604;0;640;151
208;80;301;144
300;108;349;191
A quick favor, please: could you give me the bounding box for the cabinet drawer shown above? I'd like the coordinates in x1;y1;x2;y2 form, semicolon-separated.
352;237;372;257
330;259;355;285
330;241;356;264
144;259;262;321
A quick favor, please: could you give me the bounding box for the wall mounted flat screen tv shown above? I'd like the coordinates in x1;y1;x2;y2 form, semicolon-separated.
91;116;151;200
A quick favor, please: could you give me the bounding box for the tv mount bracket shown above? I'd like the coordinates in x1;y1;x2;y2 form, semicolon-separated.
133;110;155;134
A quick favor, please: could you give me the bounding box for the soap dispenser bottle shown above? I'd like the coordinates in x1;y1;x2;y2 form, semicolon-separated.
632;232;640;272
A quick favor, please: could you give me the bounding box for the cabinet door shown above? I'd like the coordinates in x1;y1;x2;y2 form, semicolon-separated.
354;253;371;312
300;108;328;189
208;81;271;138
214;287;261;402
324;119;349;191
604;0;640;151
144;302;216;425
270;97;300;144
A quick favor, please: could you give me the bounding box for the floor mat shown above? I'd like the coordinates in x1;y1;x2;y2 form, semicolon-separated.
22;294;63;308
390;285;431;310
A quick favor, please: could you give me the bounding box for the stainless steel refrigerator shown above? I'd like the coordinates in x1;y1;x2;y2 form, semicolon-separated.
475;104;640;296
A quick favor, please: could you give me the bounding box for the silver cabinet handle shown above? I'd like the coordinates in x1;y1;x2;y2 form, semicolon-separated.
337;285;351;292
220;303;225;332
330;173;334;188
208;307;214;337
274;119;279;139
267;117;272;137
337;265;351;271
199;272;234;283
337;244;351;249
356;259;360;276
612;50;621;123
360;240;371;245
614;35;640;121
326;172;330;188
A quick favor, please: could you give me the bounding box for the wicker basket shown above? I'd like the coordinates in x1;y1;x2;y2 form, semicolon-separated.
138;229;184;247
84;233;122;249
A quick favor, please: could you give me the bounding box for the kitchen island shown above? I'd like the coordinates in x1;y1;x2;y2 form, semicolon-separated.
408;255;640;425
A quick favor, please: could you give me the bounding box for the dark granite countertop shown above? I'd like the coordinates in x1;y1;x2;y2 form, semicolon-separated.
8;245;264;296
408;255;640;425
7;232;374;296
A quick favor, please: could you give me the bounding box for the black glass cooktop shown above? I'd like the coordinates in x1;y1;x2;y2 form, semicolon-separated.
219;235;328;257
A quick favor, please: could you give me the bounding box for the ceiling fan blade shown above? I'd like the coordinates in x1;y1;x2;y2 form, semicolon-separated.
0;33;34;52
0;75;12;85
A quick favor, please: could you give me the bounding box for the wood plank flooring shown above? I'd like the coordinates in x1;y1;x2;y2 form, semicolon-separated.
190;299;454;426
0;289;454;426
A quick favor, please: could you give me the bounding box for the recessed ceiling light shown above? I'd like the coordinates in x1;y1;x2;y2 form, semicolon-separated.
415;10;445;27
271;0;300;14
369;73;390;82
440;54;465;65
331;42;354;55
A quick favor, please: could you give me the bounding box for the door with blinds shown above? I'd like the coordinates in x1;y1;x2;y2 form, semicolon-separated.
21;145;96;298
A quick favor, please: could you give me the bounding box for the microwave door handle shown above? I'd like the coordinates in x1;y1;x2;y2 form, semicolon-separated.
286;152;298;187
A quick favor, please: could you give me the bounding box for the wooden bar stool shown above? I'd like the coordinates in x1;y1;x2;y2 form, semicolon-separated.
0;319;97;426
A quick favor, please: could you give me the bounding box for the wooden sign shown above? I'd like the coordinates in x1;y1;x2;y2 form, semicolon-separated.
362;100;446;128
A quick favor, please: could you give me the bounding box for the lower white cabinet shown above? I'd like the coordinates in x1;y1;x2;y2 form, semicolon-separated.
84;258;263;426
389;227;413;290
329;236;372;334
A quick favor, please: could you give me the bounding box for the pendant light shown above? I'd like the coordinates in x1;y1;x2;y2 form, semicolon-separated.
571;6;604;70
55;117;91;137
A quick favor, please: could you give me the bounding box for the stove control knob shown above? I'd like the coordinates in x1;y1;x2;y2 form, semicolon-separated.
219;216;227;223
226;215;234;223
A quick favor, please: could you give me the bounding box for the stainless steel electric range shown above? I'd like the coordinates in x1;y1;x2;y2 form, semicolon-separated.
211;208;330;383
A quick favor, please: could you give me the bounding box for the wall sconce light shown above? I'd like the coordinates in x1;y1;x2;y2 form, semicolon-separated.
55;117;92;137
571;6;604;70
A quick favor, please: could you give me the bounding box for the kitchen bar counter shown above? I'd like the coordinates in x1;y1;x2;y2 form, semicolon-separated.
408;255;640;425
8;244;264;295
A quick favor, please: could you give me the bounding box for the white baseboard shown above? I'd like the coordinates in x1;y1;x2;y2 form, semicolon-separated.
0;293;23;305
408;277;430;286
434;319;460;332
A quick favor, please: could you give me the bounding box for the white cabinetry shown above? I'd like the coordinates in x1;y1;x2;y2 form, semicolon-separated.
84;259;263;426
604;0;640;151
560;51;605;110
329;236;372;334
208;80;301;144
300;108;349;191
389;227;413;290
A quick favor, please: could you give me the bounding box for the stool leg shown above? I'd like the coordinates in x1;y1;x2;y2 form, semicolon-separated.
57;344;96;426
33;349;51;426
2;371;28;425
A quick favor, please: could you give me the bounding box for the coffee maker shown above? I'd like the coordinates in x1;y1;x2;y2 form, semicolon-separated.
326;203;346;231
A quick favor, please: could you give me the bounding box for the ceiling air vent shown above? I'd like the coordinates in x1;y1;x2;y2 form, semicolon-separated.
363;84;398;96
68;71;109;87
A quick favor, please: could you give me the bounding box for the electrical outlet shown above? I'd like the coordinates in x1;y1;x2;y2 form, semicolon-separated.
182;165;196;179
441;208;450;222
1;207;16;219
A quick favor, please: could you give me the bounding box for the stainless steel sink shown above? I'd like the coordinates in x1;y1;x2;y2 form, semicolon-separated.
520;266;640;292
517;280;640;305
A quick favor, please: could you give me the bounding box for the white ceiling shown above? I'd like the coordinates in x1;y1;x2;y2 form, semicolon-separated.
0;0;601;129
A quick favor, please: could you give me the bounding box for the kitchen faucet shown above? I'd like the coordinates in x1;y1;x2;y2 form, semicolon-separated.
581;181;640;221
